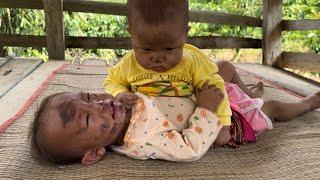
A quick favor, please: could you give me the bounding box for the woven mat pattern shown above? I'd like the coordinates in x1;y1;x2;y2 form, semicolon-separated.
0;64;319;179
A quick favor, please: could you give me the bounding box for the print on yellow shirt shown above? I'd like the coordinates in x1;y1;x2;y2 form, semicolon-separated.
131;74;193;97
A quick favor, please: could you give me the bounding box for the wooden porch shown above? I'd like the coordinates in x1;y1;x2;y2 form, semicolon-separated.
0;1;320;178
0;0;319;122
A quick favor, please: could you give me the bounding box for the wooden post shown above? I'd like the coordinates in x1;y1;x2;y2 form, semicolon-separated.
43;0;65;60
262;0;282;66
0;46;5;57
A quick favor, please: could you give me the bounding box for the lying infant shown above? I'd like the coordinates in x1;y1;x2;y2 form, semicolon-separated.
31;85;223;165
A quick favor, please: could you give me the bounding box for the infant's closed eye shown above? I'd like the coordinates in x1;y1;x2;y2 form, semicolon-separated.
86;114;90;127
87;93;90;102
101;124;109;130
141;48;151;52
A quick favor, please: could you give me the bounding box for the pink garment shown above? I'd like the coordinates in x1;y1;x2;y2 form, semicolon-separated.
225;82;273;136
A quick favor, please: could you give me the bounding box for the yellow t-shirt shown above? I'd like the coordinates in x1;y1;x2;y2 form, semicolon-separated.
104;44;232;126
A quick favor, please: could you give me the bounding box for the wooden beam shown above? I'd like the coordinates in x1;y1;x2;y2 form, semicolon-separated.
0;0;42;9
43;0;65;60
64;1;262;27
0;34;262;50
65;1;263;27
63;0;126;16
187;36;261;49
282;20;320;31
66;36;262;49
0;34;46;47
189;11;262;27
0;0;262;27
66;36;131;49
281;52;320;73
0;34;131;49
262;0;282;66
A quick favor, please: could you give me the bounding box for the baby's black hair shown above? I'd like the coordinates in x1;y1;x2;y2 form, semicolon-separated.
30;93;81;166
127;0;189;29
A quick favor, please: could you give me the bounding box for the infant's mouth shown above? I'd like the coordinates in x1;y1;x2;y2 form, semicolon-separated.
151;66;167;72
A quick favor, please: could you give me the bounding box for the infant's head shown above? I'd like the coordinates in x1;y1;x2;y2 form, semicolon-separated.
30;92;126;165
126;0;189;72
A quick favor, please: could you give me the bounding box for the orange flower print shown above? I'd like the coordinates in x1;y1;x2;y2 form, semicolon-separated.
163;120;169;128
135;98;145;113
176;113;184;123
195;126;203;134
136;98;143;104
200;110;207;117
167;131;175;139
124;134;133;146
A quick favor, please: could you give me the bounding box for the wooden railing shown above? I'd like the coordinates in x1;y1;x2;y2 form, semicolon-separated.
0;0;319;73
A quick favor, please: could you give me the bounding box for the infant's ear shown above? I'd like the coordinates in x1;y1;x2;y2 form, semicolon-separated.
81;147;106;166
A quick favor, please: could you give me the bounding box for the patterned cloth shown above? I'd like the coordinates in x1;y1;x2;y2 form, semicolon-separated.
111;92;222;162
226;82;273;136
223;82;274;148
224;109;257;148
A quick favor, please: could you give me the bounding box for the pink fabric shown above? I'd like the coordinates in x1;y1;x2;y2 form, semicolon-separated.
225;82;273;136
236;110;257;142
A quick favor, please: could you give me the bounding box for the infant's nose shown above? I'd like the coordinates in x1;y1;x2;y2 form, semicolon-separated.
152;56;164;64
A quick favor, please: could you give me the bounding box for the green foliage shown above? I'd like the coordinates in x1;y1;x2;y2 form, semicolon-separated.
0;9;47;57
0;9;45;35
282;0;320;53
189;0;319;53
64;12;129;58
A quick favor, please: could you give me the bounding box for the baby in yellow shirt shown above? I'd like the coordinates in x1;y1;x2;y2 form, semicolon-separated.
104;0;232;145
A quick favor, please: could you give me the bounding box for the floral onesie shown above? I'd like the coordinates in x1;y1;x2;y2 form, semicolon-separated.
111;92;222;162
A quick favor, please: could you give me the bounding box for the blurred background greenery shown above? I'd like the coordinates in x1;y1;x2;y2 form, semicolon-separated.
0;0;319;81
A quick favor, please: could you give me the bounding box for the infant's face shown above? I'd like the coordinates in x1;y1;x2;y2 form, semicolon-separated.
130;18;188;72
43;92;126;157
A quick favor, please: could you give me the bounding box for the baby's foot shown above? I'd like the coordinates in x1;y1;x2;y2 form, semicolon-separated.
250;82;264;98
302;91;320;111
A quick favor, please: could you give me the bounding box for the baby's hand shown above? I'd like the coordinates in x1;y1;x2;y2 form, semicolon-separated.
116;92;138;111
212;126;231;147
195;83;224;113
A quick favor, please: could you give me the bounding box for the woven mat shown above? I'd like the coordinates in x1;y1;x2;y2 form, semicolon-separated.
0;64;319;179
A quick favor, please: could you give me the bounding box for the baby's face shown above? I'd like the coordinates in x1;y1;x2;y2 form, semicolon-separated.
43;92;126;157
130;18;188;72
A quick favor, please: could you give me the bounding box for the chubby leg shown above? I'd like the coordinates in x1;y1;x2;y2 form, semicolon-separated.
216;61;263;98
261;92;320;121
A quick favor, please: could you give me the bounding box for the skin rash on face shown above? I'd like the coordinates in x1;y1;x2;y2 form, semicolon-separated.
129;17;188;73
42;92;127;159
